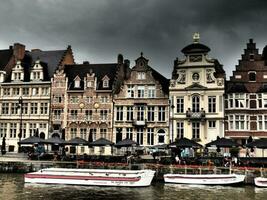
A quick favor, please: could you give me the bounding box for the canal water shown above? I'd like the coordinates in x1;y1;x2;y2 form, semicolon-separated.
0;173;267;200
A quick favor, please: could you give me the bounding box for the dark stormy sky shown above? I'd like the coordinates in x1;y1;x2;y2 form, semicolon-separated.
1;0;267;79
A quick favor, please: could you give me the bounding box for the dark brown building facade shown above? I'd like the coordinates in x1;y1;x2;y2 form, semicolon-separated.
225;39;267;145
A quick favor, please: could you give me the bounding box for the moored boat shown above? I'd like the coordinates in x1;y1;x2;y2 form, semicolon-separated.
164;173;245;185
254;177;267;187
24;168;155;187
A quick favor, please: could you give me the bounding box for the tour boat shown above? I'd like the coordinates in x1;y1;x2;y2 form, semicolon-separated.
24;168;155;187
254;177;267;187
164;173;245;185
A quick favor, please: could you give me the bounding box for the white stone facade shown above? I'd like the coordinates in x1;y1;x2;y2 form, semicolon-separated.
169;37;225;145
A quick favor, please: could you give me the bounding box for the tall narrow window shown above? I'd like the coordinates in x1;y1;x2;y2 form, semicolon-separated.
126;107;133;121
126;128;133;140
192;96;200;112
176;97;184;113
137;106;144;121
136;128;143;145
258;116;263;130
147;106;155;121
158;106;166;121
147;128;154;145
177;122;184;138
89;128;96;142
208;96;216;112
116;106;123;121
192;122;200;139
137;86;145;98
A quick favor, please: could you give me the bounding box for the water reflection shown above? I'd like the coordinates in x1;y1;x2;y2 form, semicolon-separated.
1;174;267;200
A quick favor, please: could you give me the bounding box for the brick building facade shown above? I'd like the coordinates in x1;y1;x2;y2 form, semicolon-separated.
225;39;267;145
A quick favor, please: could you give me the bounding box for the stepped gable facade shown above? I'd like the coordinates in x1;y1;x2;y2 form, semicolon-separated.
225;39;267;143
169;33;225;145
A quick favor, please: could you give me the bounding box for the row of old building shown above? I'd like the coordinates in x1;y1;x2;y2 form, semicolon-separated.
0;34;267;153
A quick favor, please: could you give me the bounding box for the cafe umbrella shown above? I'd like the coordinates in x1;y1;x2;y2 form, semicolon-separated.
65;137;88;155
115;138;138;155
205;137;239;155
205;137;239;148
246;138;267;157
169;137;202;148
89;138;114;155
89;138;113;147
18;136;45;145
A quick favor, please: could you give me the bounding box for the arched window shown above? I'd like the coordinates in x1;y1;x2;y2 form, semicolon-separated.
40;132;45;139
192;95;200;112
248;72;256;82
158;129;165;144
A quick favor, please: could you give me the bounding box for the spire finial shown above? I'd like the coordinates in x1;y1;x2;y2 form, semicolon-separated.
193;32;200;43
140;52;143;57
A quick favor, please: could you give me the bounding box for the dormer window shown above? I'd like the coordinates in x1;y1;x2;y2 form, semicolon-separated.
74;76;81;88
137;72;146;80
248;71;256;82
103;80;109;88
102;75;110;88
11;60;24;81
30;60;44;81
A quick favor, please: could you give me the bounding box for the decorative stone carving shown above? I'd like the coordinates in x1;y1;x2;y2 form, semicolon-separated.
177;70;186;84
217;78;224;86
206;69;215;83
170;80;176;87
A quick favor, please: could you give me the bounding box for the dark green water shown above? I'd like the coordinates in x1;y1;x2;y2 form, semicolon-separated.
0;173;267;200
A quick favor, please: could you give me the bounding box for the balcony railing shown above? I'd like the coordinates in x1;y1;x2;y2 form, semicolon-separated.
186;109;206;121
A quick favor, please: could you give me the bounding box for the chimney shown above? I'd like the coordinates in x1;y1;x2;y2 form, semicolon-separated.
117;54;123;64
13;43;25;61
83;61;89;65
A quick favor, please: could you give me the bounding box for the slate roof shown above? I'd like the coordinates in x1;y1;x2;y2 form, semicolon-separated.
0;49;13;70
65;63;118;91
181;43;210;54
3;48;68;83
27;50;67;78
150;67;169;94
226;83;249;93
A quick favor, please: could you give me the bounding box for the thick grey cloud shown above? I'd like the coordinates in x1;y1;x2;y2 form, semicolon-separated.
0;0;267;78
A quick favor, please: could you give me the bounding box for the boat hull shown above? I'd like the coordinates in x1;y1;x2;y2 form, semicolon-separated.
24;168;155;187
164;174;245;185
254;177;267;187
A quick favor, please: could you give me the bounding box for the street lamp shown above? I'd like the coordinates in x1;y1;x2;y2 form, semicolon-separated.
18;96;23;152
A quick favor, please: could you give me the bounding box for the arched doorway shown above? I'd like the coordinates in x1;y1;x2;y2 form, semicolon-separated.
40;132;45;139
